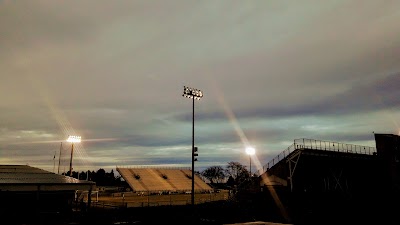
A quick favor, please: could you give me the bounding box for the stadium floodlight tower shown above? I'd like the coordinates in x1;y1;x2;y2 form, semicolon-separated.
246;146;255;177
67;135;81;177
182;86;203;207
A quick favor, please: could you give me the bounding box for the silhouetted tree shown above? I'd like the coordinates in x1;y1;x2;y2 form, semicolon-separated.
94;168;106;185
226;176;235;187
89;170;95;181
225;161;249;185
71;171;79;179
79;171;86;180
201;166;225;184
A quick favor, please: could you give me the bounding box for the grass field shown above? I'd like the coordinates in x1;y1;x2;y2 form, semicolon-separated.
92;190;231;208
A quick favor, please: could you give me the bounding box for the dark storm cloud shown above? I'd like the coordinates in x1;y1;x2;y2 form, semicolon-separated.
322;73;400;114
174;73;400;122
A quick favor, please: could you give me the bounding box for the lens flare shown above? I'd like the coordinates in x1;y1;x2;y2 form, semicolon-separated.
210;80;289;221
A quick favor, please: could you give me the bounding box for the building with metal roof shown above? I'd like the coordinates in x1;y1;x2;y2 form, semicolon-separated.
0;165;96;223
0;165;96;191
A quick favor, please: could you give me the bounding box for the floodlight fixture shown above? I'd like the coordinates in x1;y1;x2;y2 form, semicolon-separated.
183;86;203;100
246;147;255;156
67;135;81;143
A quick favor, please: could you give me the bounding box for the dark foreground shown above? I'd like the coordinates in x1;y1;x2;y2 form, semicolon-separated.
2;200;289;225
3;191;400;225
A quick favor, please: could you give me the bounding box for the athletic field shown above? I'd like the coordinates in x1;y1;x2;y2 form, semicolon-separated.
92;190;230;208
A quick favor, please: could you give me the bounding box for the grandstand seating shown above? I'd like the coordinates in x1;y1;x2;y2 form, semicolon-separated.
116;167;212;193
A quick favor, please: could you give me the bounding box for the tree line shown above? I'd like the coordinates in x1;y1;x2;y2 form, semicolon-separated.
200;161;252;188
64;169;123;186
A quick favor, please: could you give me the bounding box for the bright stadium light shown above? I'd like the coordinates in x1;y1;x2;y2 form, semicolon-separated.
246;147;255;176
182;85;203;208
183;86;203;100
67;135;81;177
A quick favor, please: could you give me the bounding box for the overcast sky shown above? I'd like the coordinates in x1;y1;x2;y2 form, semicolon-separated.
1;0;400;175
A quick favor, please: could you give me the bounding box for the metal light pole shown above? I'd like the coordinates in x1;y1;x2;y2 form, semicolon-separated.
67;135;81;177
246;147;255;177
182;86;203;207
57;142;62;174
53;151;56;173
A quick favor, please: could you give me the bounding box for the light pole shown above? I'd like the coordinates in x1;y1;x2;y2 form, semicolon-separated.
67;135;81;177
182;86;203;207
246;147;255;177
57;142;62;174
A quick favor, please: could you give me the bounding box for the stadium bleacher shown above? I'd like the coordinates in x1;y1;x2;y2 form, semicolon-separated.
117;167;213;193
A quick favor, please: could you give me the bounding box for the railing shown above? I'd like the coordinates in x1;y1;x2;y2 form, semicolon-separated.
259;138;377;174
293;138;376;155
259;143;297;174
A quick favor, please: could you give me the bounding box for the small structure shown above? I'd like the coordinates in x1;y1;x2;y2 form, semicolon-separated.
0;165;95;222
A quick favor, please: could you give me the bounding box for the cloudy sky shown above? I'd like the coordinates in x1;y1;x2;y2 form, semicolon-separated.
1;0;400;175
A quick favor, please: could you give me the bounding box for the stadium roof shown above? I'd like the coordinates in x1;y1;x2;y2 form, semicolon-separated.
117;167;212;192
0;165;95;191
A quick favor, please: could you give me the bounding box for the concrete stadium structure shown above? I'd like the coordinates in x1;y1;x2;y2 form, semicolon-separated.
259;138;377;192
253;134;400;224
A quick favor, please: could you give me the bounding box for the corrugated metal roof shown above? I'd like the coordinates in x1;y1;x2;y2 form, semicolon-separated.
0;165;94;185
